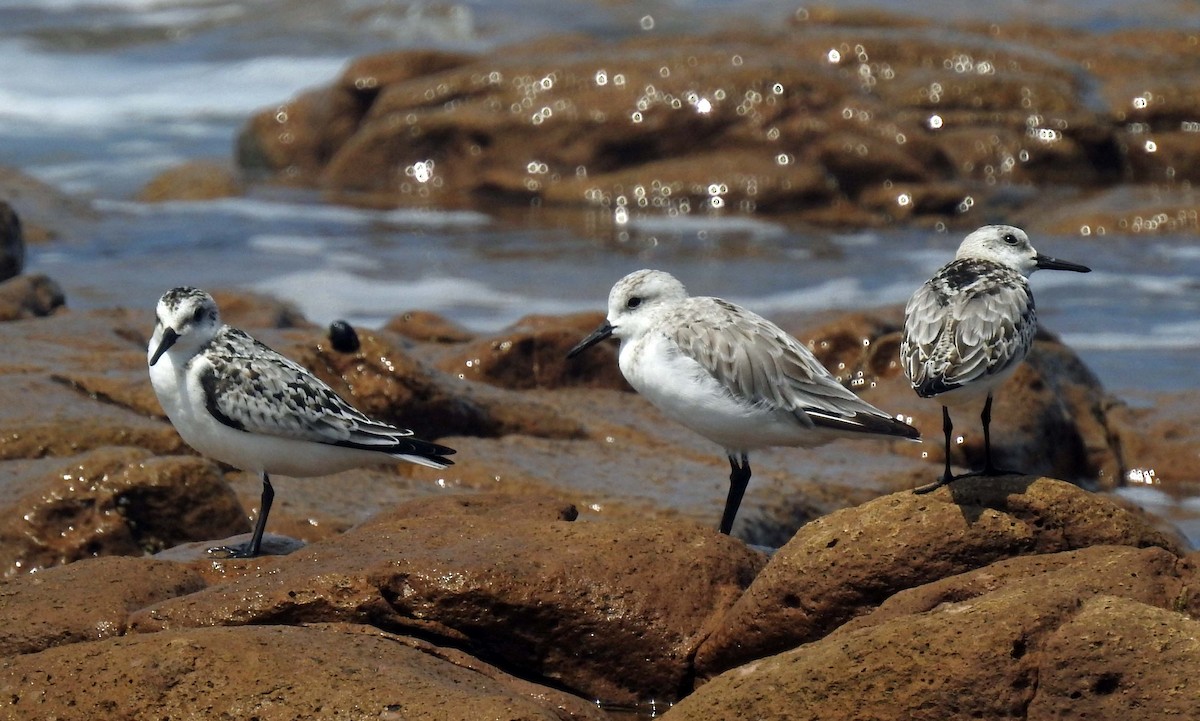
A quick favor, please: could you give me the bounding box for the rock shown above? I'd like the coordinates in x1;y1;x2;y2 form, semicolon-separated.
273;325;582;440
384;309;474;343
0;201;23;282
1106;389;1200;488
0;624;608;721
0;310;185;461
208;288;312;329
0;449;249;577
130;494;766;706
136;160;242;202
0;556;206;655
668;546;1199;721
436;312;630;391
1028;595;1200;718
234;18;1200;227
0;274;65;321
694;476;1182;677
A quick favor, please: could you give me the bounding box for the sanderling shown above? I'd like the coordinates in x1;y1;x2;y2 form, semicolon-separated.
147;287;455;558
900;225;1090;493
568;269;920;535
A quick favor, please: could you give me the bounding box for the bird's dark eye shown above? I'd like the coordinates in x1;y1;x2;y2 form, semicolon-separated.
192;307;206;322
1002;233;1019;245
626;296;642;309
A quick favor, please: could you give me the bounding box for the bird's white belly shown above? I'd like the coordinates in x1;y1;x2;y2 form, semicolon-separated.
149;356;385;477
619;335;825;453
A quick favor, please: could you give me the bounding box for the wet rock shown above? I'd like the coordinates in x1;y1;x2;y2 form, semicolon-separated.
208;287;311;329
670;545;1199;721
0;201;23;282
136;159;242;202
0;449;249;577
234;18;1200;227
694;476;1182;677
130;494;766;706
0;556;206;655
0;274;65;321
437;312;630;391
384;309;474;343
0;310;184;461
0;624;608;721
1105;389;1200;489
270;324;585;440
0;165;98;244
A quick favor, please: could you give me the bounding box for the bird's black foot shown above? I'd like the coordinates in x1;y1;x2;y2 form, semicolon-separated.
912;475;957;495
206;542;260;559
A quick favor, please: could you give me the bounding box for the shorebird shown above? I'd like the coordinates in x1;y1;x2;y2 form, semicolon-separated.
147;287;455;557
568;269;919;534
900;225;1091;493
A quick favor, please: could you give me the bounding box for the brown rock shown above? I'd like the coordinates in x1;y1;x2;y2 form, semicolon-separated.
0;556;206;655
209;287;312;329
437;312;630;391
1106;389;1200;489
130;494;766;705
231;19;1200;224
0;274;64;321
1029;595;1200;718
0;624;607;721
384;308;474;343
669;546;1198;721
694;476;1181;677
136;160;242;202
0;449;248;577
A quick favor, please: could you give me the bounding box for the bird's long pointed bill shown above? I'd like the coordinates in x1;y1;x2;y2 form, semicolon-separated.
149;327;179;366
566;322;615;359
1035;253;1091;273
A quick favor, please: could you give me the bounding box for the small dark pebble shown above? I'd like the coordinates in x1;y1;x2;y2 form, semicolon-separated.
329;319;360;353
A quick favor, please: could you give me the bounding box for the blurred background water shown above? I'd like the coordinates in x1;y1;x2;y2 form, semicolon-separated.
1;0;1198;539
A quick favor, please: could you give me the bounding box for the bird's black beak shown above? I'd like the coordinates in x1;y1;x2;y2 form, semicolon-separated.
1035;253;1091;273
149;327;179;366
566;322;615;359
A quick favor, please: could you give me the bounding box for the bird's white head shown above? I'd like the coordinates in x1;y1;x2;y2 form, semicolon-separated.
954;225;1091;277
604;269;687;339
148;287;221;367
566;269;688;358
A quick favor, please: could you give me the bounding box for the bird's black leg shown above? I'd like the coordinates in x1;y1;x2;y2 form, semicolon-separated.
719;453;751;535
210;472;273;558
914;406;956;494
978;393;1020;476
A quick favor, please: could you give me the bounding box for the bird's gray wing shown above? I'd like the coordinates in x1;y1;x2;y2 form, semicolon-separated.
902;266;1035;396
197;327;421;449
667;298;903;431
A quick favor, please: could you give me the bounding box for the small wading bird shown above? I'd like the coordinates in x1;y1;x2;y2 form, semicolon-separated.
568;269;920;535
147;287;455;558
900;225;1091;493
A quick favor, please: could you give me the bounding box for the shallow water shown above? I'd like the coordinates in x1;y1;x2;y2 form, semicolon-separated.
3;0;1199;545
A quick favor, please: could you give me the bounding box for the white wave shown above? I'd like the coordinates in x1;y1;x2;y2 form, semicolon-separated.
252;269;588;328
1060;330;1200;351
94;197;491;227
730;277;915;314
627;213;787;239
0;38;345;128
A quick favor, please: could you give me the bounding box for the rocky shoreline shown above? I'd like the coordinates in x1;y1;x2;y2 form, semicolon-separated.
2;6;1200;718
0;269;1196;718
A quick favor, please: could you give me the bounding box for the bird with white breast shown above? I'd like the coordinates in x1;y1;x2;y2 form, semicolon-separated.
568;269;920;536
900;224;1091;493
147;287;455;558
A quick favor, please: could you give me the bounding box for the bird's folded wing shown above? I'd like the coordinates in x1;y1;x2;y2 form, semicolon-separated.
668;299;890;424
902;278;1035;393
200;329;415;446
